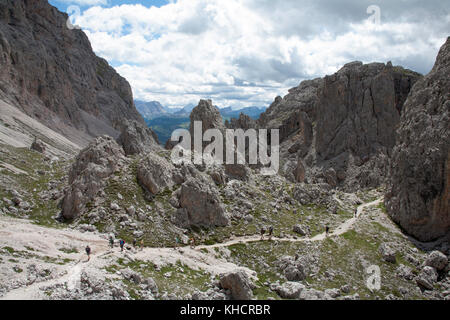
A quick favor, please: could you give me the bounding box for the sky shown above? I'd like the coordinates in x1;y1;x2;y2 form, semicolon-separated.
48;0;450;109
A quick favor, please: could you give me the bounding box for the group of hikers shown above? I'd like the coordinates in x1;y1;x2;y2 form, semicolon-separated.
84;209;361;260
108;236;145;252
174;236;196;249
84;236;144;261
259;226;274;240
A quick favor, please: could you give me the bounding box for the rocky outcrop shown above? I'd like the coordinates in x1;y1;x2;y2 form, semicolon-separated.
30;138;46;154
255;61;421;190
190;99;224;140
226;113;256;130
177;176;229;228
0;0;144;146
219;270;254;300
385;37;450;242
61;136;125;220
277;256;310;281
117;120;160;156
137;153;175;195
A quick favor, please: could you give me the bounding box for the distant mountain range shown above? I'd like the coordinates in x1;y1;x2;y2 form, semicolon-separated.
135;100;266;144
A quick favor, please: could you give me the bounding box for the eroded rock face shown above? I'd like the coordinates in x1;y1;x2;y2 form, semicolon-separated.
385;37;450;242
219;270;254;300
0;0;144;144
177;176;229;228
257;61;421;190
137;153;175;195
117;120;160;156
62;136;125;220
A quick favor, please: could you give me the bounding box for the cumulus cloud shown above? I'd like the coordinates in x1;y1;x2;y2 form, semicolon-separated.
70;0;449;108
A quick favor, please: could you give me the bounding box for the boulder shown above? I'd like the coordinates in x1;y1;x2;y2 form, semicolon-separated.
277;256;309;281
137;153;175;195
379;243;397;263
121;268;142;284
178;176;229;228
220;270;254;300
117;119;160;156
225;164;250;181
425;251;448;271
275;282;305;299
416;266;438;290
293;225;309;236
31;138;46;154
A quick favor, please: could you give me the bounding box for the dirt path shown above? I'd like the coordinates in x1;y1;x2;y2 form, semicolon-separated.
0;198;383;299
192;198;383;248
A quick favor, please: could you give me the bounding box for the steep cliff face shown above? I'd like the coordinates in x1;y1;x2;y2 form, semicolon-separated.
0;0;144;146
385;37;450;242
256;61;421;190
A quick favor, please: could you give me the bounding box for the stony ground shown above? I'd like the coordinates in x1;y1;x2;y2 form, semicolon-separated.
0;143;449;300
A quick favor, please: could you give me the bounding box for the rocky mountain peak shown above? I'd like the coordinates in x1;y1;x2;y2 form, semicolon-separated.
189;99;224;134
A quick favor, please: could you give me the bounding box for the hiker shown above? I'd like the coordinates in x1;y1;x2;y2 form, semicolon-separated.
268;226;274;240
175;236;180;249
133;239;137;248
354;208;358;218
119;239;125;252
260;227;266;240
85;245;91;262
140;240;144;251
109;236;114;249
325;225;330;237
190;237;196;249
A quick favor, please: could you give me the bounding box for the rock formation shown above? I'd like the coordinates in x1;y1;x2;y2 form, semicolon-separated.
385;37;450;242
30;138;46;154
61;136;126;220
189;99;225;146
219;270;254;300
137;153;175;195
255;62;421;190
0;0;144;147
117;120;160;156
177;175;229;228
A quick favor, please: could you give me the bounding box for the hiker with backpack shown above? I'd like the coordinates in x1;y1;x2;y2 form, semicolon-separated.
85;245;91;262
109;236;114;249
119;239;125;252
260;227;266;240
268;226;274;241
325;225;330;237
